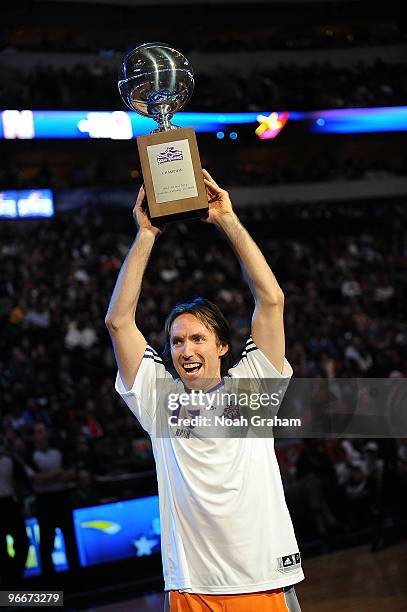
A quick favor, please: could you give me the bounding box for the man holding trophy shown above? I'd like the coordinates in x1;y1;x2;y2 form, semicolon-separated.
106;43;303;611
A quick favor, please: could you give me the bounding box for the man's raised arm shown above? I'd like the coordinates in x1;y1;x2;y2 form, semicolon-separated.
105;186;161;390
202;169;285;373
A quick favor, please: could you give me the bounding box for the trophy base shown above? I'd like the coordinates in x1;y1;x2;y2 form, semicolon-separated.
137;127;208;223
151;207;208;229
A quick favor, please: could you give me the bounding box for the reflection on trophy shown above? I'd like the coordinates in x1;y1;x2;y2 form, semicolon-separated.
118;42;208;223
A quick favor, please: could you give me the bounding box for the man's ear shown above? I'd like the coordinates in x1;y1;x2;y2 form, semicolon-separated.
218;343;229;357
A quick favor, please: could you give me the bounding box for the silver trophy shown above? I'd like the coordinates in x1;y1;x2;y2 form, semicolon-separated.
118;42;207;223
118;42;194;132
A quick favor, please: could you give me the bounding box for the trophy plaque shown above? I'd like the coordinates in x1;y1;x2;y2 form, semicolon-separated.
118;42;208;224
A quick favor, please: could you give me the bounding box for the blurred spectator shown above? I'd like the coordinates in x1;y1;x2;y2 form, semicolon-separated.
72;469;98;508
65;319;98;350
295;440;342;541
0;435;30;588
344;336;373;374
27;422;80;582
131;438;155;471
342;458;370;528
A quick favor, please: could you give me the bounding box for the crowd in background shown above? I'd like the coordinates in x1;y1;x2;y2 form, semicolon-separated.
1;199;406;560
2;15;404;54
1;149;405;192
195;60;406;111
1;59;406;111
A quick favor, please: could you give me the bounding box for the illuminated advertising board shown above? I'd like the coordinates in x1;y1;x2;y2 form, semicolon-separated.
6;496;160;577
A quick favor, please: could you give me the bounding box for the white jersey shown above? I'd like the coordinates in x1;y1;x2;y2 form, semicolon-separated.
32;448;64;493
115;338;304;594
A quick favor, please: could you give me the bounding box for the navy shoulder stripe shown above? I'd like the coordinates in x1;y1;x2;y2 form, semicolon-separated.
245;346;258;354
241;346;258;357
146;346;160;357
144;354;164;365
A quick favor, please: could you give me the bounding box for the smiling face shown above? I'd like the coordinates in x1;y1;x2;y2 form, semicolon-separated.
170;313;228;390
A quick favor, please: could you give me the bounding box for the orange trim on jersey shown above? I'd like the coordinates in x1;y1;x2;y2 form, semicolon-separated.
170;588;290;611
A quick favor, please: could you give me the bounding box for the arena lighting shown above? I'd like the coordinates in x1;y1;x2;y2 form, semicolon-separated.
0;107;406;140
255;112;289;139
0;110;258;139
309;107;407;134
0;189;54;218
